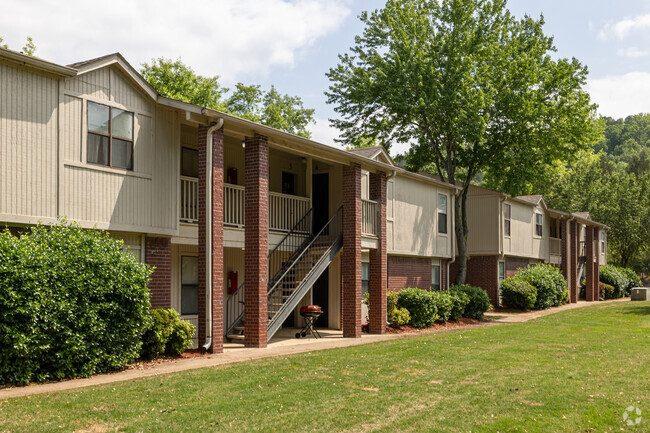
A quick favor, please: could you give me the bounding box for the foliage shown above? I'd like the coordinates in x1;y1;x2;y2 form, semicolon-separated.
386;291;410;327
0;221;152;384
598;282;615;300
0;37;7;49
448;284;492;320
141;58;315;138
619;267;642;294
430;291;454;323
449;291;470;321
500;278;537;311
326;0;596;284
599;264;627;298
396;288;438;328
22;36;35;56
514;264;567;310
141;309;195;359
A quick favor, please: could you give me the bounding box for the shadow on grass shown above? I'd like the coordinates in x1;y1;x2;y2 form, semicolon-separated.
622;304;650;316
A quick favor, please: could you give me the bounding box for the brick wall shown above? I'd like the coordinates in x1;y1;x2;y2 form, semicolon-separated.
368;171;387;334
388;256;432;290
586;225;595;301
342;163;362;338
569;220;578;303
145;236;172;309
197;124;224;353
450;255;499;306
505;257;529;279
244;134;269;347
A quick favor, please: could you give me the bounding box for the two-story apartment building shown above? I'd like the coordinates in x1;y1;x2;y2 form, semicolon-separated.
0;48;458;353
451;185;608;306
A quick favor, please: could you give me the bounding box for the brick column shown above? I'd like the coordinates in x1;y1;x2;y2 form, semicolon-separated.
569;220;578;303
441;259;448;290
368;171;387;334
560;219;570;297
342;163;362;338
585;225;595;302
197;124;224;353
145;236;172;308
591;227;600;301
244;134;268;348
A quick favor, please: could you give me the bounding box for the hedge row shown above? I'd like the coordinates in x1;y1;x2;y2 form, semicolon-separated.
599;265;641;298
500;263;567;311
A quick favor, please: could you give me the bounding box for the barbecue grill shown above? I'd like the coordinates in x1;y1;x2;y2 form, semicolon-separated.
296;305;323;339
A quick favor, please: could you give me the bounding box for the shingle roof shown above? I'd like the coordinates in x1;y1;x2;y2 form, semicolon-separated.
67;53;120;69
346;147;382;158
572;211;591;220
516;195;543;204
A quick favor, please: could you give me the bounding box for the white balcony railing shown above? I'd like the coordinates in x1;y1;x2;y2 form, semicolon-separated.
549;237;561;256
180;176;199;223
361;198;378;237
224;184;245;227
269;191;311;232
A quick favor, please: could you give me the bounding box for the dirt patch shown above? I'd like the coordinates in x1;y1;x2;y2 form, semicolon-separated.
125;351;207;371
382;318;485;334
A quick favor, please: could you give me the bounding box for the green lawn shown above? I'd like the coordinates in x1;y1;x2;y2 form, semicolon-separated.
1;302;648;433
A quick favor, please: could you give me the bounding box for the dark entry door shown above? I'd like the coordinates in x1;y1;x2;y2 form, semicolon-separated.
312;173;329;234
312;270;329;328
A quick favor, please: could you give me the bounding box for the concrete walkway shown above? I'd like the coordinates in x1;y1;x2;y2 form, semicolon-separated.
0;298;628;400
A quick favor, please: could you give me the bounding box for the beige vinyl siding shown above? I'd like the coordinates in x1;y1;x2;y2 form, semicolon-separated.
466;193;500;254
388;175;453;258
0;63;59;221
59;66;178;234
503;200;549;260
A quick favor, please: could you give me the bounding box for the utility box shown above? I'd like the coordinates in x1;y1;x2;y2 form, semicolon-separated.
630;287;649;301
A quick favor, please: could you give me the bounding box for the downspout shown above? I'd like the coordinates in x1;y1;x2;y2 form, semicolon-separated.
202;117;224;352
447;190;457;290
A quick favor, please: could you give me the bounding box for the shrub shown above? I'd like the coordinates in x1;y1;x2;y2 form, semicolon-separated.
0;221;152;384
448;284;492;320
500;278;537;310
599;265;627;298
387;291;410;327
449;291;470;321
430;291;454;323
619;267;642;295
598;282;615;300
515;264;567;310
396;288;438;328
141;309;195;359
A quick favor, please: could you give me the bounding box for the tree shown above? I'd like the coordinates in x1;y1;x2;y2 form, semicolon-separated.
22;36;35;56
326;0;596;283
0;37;7;49
141;58;315;138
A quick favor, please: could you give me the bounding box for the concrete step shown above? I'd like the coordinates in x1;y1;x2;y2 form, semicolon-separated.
227;334;245;341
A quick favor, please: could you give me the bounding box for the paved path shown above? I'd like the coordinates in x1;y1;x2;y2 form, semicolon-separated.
0;298;628;400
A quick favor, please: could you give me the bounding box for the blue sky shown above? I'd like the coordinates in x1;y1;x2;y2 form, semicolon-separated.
2;0;650;154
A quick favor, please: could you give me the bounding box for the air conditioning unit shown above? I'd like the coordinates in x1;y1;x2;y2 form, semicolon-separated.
630;287;649;301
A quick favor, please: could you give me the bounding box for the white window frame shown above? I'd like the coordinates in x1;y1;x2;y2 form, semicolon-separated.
431;264;441;291
534;213;543;237
437;193;448;235
503;203;511;237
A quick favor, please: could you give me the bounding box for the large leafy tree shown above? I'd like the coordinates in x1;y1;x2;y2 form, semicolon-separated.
141;58;315;138
326;0;596;283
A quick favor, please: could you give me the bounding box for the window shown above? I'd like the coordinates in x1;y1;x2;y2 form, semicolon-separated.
535;213;543;237
431;264;441;291
600;231;606;253
498;261;505;286
361;262;369;298
504;203;511;237
87;101;134;170
282;171;296;195
181;256;198;315
181;147;198;178
438;194;447;234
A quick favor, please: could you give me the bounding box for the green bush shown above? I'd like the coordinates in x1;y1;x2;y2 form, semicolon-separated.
515;264;567;310
396;288;438;328
430;291;454;323
141;309;195;359
448;284;492;320
387;291;410;327
599;265;627;298
500;278;537;310
598;282;615;300
449;291;470;321
0;221;152;384
617;266;642;296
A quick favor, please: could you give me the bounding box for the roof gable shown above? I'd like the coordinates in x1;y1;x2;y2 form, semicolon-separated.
346;146;395;166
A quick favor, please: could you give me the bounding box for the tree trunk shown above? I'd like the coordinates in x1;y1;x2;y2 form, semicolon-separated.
454;189;468;285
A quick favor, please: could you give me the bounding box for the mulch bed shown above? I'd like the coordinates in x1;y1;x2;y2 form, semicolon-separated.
125;350;207;370
361;317;487;334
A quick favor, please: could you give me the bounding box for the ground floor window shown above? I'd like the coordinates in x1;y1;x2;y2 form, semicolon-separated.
431;264;441;291
181;256;198;315
361;262;369;298
498;261;505;286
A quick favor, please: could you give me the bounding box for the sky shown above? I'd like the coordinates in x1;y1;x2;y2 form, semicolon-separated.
2;0;650;155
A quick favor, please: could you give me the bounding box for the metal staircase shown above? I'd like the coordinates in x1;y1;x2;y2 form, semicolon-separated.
225;206;343;342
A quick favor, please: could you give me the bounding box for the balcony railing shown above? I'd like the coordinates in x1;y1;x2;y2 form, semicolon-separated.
549;237;561;256
224;184;245;227
180;176;199;223
361;198;378;237
269;191;311;232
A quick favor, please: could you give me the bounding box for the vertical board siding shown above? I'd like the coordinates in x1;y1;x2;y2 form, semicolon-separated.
62;95;82;162
0;63;58;218
64;68;110;100
109;69;153;114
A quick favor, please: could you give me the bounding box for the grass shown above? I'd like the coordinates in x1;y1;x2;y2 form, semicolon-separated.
1;302;648;433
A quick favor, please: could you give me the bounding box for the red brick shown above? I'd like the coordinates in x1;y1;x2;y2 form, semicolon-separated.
368;172;387;334
342;163;362;338
244;134;269;348
388;256;432;290
145;236;172;308
569;220;578;303
450;255;499;306
586;226;596;301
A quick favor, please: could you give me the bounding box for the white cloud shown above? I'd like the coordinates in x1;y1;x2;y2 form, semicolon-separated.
617;47;649;58
587;72;650;118
309;117;344;149
599;14;650;40
0;0;350;82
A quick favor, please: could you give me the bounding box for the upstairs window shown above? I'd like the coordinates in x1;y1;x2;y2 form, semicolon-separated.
535;213;543;237
600;231;606;253
438;194;448;234
87;101;134;170
504;203;511;236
